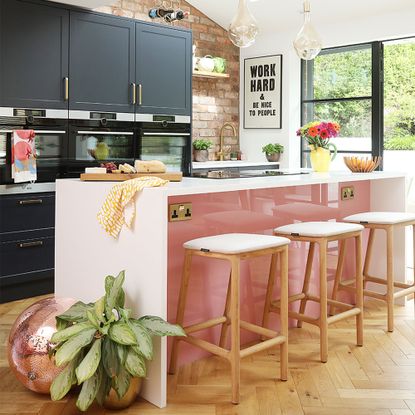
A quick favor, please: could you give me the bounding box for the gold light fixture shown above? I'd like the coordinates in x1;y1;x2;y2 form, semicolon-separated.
293;0;322;60
228;0;259;48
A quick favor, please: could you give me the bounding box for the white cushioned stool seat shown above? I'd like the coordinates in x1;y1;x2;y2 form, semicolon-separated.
275;221;364;238
344;211;415;225
183;233;290;254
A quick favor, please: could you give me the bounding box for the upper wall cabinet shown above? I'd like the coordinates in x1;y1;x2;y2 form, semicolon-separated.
69;12;135;114
0;0;69;110
136;23;192;116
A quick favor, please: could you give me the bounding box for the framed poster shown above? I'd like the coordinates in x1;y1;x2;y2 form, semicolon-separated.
244;54;282;129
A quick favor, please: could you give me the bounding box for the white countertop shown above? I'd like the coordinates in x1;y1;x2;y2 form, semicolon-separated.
165;171;405;196
59;171;406;197
192;160;280;169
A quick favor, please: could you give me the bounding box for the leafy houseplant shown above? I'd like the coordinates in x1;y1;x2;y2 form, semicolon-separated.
49;271;185;411
193;139;213;162
297;121;340;172
262;143;284;162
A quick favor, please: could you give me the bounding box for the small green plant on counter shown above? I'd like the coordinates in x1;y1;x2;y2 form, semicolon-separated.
262;143;284;155
193;139;213;150
384;135;415;150
49;270;185;411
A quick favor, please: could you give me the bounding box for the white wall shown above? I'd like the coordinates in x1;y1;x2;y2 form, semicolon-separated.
239;7;415;168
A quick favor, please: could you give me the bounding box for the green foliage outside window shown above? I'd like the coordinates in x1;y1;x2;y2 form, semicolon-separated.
307;42;415;149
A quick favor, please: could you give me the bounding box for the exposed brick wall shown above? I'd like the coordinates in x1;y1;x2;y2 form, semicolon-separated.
95;0;240;159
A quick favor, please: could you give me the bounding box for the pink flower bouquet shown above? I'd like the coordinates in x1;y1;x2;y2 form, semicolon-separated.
296;121;340;150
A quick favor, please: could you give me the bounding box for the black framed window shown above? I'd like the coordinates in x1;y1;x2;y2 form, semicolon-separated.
300;42;383;169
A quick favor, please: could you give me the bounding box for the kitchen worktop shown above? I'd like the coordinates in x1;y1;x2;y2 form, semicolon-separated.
59;170;406;197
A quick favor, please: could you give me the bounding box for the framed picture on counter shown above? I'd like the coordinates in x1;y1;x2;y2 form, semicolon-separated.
244;54;282;129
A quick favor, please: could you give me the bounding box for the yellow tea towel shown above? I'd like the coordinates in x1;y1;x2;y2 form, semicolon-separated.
97;176;168;238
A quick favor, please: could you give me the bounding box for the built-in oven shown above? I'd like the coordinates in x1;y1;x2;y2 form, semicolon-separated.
137;115;192;176
0;108;68;185
65;111;136;177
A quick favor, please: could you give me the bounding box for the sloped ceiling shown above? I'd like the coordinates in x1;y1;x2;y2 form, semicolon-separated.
186;0;415;34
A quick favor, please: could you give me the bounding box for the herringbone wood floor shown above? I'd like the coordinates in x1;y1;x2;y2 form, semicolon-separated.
1;296;415;415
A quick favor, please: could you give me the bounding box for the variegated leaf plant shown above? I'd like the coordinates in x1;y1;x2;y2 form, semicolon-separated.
49;270;185;411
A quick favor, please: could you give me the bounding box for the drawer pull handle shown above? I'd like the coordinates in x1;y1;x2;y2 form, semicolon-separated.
19;241;44;248
19;199;43;205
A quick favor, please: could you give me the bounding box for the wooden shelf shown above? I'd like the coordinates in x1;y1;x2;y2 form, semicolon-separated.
193;70;230;79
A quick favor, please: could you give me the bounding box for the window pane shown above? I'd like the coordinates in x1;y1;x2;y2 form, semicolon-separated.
303;46;372;100
302;152;373;171
302;100;372;152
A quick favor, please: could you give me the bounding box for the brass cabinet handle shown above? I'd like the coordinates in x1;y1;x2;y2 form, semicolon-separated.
132;83;137;105
18;199;43;205
64;77;69;101
19;240;44;248
138;84;142;105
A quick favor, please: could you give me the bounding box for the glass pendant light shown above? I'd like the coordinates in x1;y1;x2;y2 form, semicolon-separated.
293;0;322;60
229;0;259;48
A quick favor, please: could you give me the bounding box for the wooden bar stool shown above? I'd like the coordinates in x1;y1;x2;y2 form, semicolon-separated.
169;233;291;404
340;212;415;332
265;221;364;363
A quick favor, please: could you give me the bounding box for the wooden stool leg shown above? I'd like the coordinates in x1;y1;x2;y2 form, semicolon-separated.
386;226;395;332
262;252;279;334
363;228;375;289
330;240;346;315
297;242;315;328
280;246;289;381
169;250;193;375
319;240;328;363
355;233;364;346
230;256;241;404
219;270;232;348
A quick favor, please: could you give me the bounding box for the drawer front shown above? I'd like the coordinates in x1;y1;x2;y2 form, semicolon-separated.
0;192;55;233
0;269;54;303
0;234;54;277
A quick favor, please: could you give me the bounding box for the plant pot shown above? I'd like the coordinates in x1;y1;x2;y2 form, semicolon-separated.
309;147;335;172
104;377;142;410
266;153;281;162
194;149;209;162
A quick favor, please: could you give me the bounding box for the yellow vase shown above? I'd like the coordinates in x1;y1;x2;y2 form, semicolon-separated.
309;146;336;172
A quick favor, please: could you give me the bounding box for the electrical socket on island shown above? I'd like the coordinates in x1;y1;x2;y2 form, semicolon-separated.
341;186;355;201
169;203;192;222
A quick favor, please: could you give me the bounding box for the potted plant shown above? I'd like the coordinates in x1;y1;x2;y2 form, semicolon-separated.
297;121;339;172
49;271;185;412
262;143;284;162
193;139;213;162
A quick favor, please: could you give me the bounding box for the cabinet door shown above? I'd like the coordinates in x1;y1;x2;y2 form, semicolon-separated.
70;11;135;114
136;23;192;116
0;0;69;109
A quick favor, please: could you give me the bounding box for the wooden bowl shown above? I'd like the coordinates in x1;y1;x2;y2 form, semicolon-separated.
343;156;381;173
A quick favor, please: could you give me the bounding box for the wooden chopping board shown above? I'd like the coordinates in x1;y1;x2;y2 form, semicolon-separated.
80;172;183;182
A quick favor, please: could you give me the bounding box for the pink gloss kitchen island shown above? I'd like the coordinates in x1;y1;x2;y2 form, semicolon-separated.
55;171;406;408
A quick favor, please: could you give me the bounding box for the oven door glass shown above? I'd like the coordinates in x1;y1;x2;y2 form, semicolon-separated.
33;130;65;165
140;133;190;172
73;131;135;162
0;129;65;184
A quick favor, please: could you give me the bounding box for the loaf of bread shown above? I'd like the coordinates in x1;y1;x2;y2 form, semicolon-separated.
135;160;167;173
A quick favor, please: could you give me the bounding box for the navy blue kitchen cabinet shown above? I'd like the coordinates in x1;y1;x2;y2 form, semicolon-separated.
0;193;55;303
136;23;192;116
0;0;192;117
0;0;69;110
69;11;136;114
